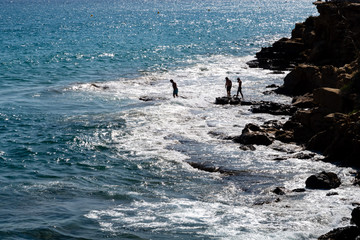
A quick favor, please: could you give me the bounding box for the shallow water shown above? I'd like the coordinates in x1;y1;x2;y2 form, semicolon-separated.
1;0;358;239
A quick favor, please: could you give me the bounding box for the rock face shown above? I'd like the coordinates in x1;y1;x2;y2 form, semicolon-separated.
305;171;341;189
247;2;360;167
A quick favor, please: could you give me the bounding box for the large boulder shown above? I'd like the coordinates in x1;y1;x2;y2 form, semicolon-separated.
305;171;341;189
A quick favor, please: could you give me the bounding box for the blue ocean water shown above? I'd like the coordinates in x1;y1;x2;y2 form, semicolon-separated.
1;1;358;239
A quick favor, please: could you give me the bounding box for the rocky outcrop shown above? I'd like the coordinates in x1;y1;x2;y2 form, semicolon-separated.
318;226;360;240
247;2;360;167
305;171;341;189
248;2;360;71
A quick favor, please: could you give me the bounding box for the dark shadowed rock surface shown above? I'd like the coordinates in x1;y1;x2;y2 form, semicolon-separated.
318;226;360;240
232;123;273;146
352;207;360;227
305;171;341;189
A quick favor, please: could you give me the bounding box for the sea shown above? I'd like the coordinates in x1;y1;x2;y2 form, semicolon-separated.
1;0;359;239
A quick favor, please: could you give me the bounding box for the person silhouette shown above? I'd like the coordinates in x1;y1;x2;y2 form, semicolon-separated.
170;79;178;98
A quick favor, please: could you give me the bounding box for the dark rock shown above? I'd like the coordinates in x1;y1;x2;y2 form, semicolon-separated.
251;101;297;115
354;172;360;186
305;171;341;190
275;130;294;143
318;226;360;240
233;123;273;146
292;188;306;192
187;162;241;176
292;93;315;108
272;187;286;195
326;192;339;196
293;152;316;159
266;84;280;88
352;207;360;227
139;96;167;101
239;145;256;151
215;97;241;105
215;97;230;105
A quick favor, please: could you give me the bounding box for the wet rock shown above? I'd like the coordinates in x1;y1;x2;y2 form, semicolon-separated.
233;123;273;146
251;101;297;116
305;171;341;190
272;187;286;195
318;226;360;240
266;84;280;88
352;207;360;227
293;152;316;159
292;188;306;192
239;144;256;151
187;162;241;176
326;192;339;196
139;96;167;101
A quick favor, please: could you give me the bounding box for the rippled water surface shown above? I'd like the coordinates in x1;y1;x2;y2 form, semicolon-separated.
1;0;358;239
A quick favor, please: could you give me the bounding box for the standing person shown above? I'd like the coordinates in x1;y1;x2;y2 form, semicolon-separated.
236;77;244;99
225;77;232;98
170;79;178;98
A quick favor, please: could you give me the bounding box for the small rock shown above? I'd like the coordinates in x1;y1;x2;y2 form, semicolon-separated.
292;188;306;192
326;192;339;196
272;187;286;195
239;145;256;151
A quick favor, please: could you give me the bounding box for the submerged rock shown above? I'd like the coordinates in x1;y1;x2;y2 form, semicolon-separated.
305;171;341;189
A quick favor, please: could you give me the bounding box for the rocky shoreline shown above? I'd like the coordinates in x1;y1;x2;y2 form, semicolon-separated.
218;1;360;239
247;2;360;239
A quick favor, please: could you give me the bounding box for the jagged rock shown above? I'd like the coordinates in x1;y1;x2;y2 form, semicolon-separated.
352;207;360;227
318;226;360;240
305;171;341;189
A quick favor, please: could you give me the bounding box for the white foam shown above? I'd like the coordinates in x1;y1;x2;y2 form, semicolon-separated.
81;54;360;238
